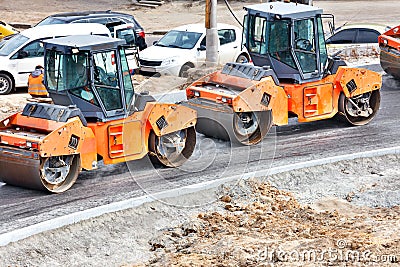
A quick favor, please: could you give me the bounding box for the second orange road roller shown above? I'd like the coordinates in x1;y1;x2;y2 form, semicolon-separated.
0;35;197;193
379;24;400;80
185;2;382;145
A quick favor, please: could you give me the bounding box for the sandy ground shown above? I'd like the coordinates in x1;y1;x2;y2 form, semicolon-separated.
0;0;399;266
0;155;399;266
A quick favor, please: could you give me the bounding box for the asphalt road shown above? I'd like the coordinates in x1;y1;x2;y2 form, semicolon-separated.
0;72;399;235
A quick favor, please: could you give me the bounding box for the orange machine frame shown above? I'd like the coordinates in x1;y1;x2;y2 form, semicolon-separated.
0;102;196;170
186;66;381;126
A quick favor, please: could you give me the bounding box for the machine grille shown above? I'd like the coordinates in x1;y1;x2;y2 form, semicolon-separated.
139;59;162;67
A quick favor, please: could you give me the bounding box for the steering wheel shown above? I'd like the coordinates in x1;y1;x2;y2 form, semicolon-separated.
94;66;109;85
295;38;312;51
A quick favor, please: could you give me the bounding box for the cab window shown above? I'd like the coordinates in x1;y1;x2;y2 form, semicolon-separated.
248;16;267;54
93;50;123;111
269;20;297;69
293;18;317;74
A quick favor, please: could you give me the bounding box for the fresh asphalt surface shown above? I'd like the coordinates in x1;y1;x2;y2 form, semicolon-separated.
0;71;399;235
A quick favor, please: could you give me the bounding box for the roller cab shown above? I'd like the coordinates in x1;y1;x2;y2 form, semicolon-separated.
185;2;381;145
0;35;196;192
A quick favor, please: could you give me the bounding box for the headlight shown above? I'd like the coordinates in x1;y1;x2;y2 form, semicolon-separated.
161;57;177;66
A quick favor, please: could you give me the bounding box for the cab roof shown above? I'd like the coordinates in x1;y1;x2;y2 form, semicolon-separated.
43;35;125;53
244;2;323;20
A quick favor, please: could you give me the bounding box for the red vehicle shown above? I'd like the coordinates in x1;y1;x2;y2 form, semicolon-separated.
379;25;400;80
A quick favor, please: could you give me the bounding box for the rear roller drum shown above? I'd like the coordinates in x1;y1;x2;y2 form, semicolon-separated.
149;127;196;167
339;90;380;126
232;111;272;145
40;155;81;193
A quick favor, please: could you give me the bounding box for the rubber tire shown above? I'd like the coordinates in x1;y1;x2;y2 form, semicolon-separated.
0;73;13;95
235;54;249;63
40;155;81;193
149;127;196;167
179;64;193;78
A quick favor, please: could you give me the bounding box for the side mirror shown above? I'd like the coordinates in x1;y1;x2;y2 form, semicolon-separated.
197;45;206;51
152;40;158;45
17;50;29;59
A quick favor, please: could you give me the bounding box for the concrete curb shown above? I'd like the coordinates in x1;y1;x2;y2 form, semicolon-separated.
1;146;400;246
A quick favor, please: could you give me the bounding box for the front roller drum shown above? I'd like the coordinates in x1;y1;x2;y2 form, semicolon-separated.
0;147;80;193
196;110;272;146
339;90;380;126
149;126;196;167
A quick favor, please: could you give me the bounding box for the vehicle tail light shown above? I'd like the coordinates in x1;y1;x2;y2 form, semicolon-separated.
26;141;39;150
137;30;145;38
187;89;200;98
217;96;232;104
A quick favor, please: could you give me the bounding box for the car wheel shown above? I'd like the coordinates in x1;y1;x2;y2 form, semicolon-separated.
179;64;193;78
235;54;249;63
0;73;13;95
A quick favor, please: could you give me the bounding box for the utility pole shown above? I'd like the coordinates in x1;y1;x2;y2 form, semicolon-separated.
205;0;218;67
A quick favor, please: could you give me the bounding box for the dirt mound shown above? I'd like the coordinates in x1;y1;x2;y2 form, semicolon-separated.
145;180;400;266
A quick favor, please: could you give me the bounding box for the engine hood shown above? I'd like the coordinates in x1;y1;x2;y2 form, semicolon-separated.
139;45;192;61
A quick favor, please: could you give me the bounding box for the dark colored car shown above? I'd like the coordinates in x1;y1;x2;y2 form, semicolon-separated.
36;10;147;50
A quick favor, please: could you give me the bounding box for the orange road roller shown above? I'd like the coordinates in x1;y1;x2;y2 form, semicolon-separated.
185;2;381;145
0;35;197;193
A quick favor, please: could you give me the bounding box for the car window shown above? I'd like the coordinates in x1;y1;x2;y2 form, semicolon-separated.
0;34;28;56
356;29;380;43
86;18;109;25
106;20;125;37
116;28;136;46
325;29;357;44
10;40;45;59
218;29;236;45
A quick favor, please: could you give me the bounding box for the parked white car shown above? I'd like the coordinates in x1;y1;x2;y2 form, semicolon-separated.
325;23;391;57
139;23;250;77
0;23;138;95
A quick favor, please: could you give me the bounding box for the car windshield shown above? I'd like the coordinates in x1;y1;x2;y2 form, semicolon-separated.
0;34;29;56
36;17;67;26
156;30;202;49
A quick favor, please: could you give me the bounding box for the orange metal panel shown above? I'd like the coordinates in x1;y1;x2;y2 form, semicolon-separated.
335;67;382;98
146;103;197;136
379;25;400;52
13;114;66;132
39;117;97;170
233;76;288;126
283;74;341;122
302;83;334;118
108;120;144;159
